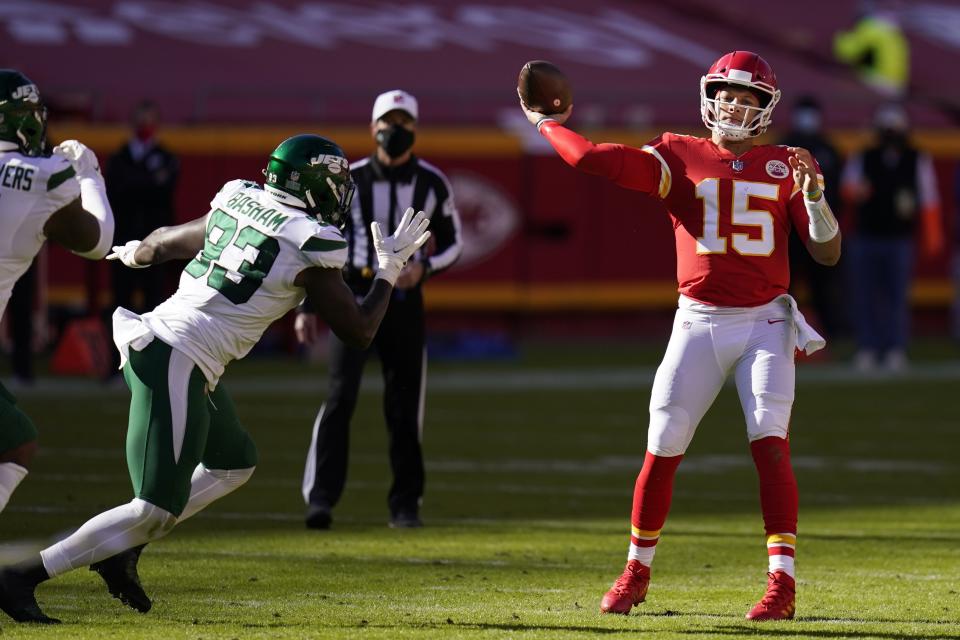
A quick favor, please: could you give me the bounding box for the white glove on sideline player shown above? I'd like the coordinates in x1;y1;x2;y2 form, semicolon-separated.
371;207;431;286
106;240;149;268
53;140;102;180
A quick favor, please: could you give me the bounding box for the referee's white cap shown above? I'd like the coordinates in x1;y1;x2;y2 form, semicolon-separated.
372;89;418;123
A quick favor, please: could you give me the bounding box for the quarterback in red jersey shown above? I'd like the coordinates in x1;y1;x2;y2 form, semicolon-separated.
521;51;841;621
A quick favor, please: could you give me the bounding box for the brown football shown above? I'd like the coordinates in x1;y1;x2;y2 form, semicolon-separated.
518;60;572;115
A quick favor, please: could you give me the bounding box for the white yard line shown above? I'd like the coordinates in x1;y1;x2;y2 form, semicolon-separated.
32;449;960;477
6;362;960;398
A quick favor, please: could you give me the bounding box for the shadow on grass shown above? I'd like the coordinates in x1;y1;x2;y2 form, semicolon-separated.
634;610;960;638
327;617;960;639
678;623;960;639
381;620;641;635
454;622;630;634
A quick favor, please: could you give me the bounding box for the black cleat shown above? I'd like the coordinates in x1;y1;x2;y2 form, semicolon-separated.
305;504;333;530
90;544;151;613
388;509;423;529
0;567;60;624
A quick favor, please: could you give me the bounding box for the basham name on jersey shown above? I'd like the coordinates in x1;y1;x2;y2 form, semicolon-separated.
225;191;289;231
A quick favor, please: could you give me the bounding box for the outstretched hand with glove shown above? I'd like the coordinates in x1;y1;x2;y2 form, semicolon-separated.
106;240;149;269
371;207;431;286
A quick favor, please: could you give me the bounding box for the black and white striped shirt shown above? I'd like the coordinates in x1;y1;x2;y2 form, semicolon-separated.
343;154;462;285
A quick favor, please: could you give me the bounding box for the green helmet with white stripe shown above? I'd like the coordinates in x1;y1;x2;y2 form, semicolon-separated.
262;134;355;228
0;69;47;157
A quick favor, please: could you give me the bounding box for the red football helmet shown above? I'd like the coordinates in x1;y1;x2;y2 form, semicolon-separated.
700;51;781;140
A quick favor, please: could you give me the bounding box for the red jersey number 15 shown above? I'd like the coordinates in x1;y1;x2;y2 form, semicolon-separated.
695;178;778;257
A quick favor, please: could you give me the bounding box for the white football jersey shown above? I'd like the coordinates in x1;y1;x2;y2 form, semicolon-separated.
133;179;347;384
0;145;80;318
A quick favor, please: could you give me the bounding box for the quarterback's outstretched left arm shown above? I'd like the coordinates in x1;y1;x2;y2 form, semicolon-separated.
108;218;208;268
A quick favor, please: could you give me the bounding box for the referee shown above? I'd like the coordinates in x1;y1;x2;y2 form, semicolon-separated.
296;90;462;529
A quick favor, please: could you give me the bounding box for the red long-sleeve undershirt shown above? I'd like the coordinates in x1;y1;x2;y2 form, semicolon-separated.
539;121;663;196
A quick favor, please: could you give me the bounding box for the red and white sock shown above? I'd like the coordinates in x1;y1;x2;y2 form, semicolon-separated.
750;435;798;579
626;451;683;567
766;532;796;577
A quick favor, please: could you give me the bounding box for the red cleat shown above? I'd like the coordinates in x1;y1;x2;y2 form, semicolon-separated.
599;559;650;614
746;571;796;621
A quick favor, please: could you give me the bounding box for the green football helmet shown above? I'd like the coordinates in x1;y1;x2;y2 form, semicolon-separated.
0;69;47;157
262;134;355;227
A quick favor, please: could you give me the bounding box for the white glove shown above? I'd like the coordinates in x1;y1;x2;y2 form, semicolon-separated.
53;140;102;179
106;240;149;268
371;207;431;286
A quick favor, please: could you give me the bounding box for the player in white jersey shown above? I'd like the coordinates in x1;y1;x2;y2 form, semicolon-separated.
0;69;115;517
0;134;430;623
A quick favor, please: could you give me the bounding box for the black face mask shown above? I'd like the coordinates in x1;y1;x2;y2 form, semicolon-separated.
376;125;415;158
879;128;907;150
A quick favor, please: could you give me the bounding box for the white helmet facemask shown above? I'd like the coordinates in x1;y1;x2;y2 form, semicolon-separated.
700;77;781;141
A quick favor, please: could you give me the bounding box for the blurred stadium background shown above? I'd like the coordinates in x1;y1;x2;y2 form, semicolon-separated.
1;0;958;363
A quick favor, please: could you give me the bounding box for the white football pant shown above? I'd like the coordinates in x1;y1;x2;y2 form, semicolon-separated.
647;296;797;457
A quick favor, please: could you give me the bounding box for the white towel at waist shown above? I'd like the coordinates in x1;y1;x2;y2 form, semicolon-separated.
774;294;826;355
112;307;155;370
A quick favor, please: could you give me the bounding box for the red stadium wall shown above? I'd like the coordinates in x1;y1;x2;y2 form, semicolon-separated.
40;125;955;339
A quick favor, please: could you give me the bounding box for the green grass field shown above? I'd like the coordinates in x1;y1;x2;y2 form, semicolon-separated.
1;342;959;638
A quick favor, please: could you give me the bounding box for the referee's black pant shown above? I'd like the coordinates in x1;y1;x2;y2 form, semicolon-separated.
302;287;426;516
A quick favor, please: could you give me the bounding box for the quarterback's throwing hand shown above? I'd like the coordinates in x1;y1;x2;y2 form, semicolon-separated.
371;208;431;286
53;140;102;179
518;90;573;128
106;240;148;268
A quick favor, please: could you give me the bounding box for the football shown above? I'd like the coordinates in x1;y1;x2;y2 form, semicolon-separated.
517;60;572;115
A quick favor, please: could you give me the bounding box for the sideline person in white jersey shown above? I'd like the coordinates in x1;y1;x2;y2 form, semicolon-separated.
0;69;115;516
0;134;430;624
